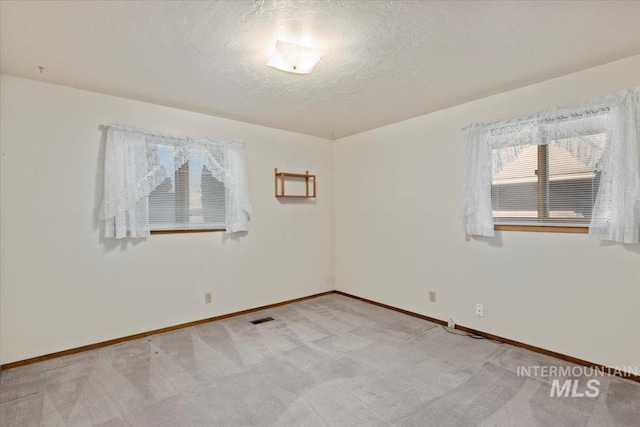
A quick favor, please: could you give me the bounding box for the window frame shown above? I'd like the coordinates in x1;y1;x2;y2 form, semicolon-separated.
149;162;226;235
493;145;592;234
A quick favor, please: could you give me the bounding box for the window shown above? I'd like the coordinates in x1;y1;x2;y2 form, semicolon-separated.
148;146;226;232
491;134;605;228
102;124;250;239
461;86;639;243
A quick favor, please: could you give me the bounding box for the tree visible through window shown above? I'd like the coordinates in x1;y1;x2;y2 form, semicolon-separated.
148;147;226;231
491;134;605;226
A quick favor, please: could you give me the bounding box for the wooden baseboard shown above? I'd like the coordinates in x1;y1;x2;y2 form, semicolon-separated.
334;291;640;383
4;289;638;384
0;291;334;370
333;291;448;326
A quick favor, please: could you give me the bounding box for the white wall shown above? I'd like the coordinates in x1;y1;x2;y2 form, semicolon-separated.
3;55;639;370
334;55;640;372
0;75;334;364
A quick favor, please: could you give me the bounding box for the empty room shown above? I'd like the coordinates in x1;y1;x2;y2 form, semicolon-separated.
1;1;639;426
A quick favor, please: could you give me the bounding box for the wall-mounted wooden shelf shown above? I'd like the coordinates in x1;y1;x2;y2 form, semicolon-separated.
275;168;316;198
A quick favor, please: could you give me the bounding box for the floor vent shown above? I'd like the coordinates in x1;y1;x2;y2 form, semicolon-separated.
250;317;274;325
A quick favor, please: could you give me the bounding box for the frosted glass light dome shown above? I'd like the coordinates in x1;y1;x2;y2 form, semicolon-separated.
266;40;326;74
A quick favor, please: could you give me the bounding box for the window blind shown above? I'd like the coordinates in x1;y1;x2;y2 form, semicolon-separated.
462;86;639;242
491;134;605;226
149;147;226;231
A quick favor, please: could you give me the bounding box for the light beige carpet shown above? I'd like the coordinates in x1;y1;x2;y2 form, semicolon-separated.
1;294;638;426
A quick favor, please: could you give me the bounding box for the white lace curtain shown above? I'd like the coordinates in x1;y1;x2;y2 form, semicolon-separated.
100;124;251;238
461;87;640;244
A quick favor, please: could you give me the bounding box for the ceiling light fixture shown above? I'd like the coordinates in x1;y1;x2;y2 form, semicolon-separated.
266;39;326;75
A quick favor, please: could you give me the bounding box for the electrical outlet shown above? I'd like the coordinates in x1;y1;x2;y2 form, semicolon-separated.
205;292;212;304
448;318;455;328
429;291;436;302
475;304;484;317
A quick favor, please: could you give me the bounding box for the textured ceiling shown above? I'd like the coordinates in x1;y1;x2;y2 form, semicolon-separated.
2;1;639;139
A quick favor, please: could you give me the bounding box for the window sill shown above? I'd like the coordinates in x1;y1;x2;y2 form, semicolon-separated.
150;229;226;235
494;225;588;234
